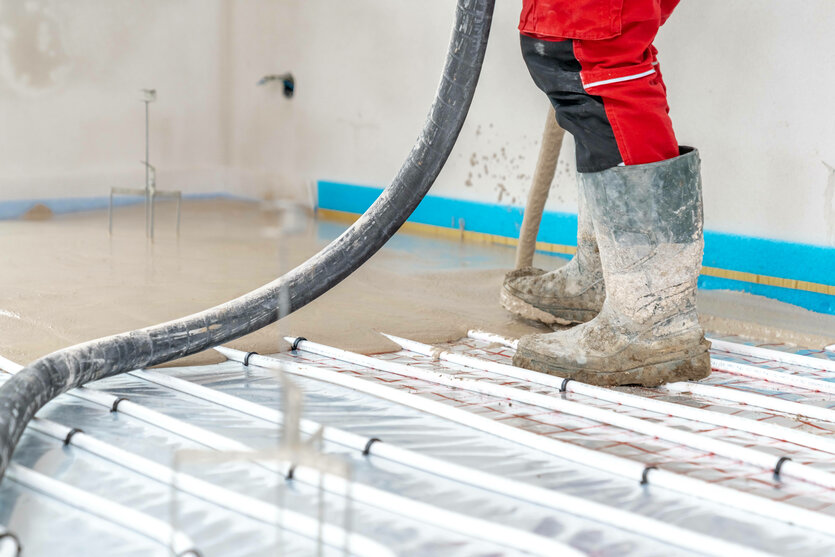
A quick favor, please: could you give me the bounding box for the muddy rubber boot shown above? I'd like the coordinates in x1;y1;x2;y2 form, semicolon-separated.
513;148;710;387
501;181;605;325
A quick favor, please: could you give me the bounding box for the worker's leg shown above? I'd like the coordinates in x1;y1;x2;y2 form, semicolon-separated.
519;0;679;171
519;36;623;172
501;37;610;324
501;178;605;325
571;7;678;166
503;12;677;325
511;1;709;386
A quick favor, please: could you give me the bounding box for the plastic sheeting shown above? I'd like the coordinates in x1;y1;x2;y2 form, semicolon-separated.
3;339;835;556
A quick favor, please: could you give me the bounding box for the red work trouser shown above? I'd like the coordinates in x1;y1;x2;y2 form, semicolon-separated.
520;0;680;172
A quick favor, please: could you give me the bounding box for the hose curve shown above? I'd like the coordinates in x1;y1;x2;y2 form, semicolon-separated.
0;0;495;479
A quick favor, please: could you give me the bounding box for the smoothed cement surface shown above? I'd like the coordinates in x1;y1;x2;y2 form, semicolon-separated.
0;199;549;367
0;199;832;369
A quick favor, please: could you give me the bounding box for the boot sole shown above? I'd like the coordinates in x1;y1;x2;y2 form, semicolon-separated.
500;288;597;326
512;345;711;388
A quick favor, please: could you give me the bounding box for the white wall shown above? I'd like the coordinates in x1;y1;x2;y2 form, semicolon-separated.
657;1;835;246
0;0;237;198
3;0;835;248
264;0;835;248
268;0;552;208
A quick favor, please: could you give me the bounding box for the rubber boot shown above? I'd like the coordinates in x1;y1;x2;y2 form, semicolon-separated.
513;147;711;387
501;181;605;325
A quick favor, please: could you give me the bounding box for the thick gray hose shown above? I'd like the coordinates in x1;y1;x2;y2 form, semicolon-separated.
0;0;495;479
515;105;565;268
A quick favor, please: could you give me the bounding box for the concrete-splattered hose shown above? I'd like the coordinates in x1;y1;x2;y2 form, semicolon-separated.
0;0;496;479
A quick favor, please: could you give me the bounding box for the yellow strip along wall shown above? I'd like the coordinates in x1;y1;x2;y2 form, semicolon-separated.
318;208;835;297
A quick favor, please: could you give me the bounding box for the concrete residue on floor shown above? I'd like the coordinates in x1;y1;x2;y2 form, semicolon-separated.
0;199;832;369
0;199;549;368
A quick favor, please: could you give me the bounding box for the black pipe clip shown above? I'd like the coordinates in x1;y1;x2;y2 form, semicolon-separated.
0;531;21;556
363;438;382;456
110;397;129;413
559;378;573;393
774;456;792;478
291;337;308;351
243;352;259;366
63;428;83;446
641;465;658;485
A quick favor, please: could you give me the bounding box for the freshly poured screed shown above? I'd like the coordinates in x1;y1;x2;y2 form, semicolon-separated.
0;201;549;368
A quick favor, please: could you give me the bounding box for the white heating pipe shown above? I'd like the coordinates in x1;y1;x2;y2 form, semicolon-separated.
0;356;250;452
0;529;19;557
467;330;835;421
468;330;519;349
218;345;835;536
74;386;247;451
665;382;835;424
385;334;835;455
710;339;835;373
0;360;573;557
6;464;198;556
26;417;394;557
289;464;581;557
290;336;835;490
712;359;835;395
126;377;581;557
135;367;774;557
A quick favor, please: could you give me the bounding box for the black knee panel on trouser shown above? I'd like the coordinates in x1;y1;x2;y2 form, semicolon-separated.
520;34;623;173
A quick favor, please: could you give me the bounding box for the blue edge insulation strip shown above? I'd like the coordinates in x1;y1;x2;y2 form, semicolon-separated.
317;181;835;316
0;192;246;220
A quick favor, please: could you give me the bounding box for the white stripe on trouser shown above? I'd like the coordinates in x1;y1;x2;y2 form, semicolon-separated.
583;68;656;89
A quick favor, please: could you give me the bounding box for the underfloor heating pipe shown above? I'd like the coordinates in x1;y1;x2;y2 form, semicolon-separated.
288;337;835;490
0;360;574;557
0;0;495;480
8;368;243;452
132;367;775;557
664;381;835;424
5;464;199;556
26;417;394;557
385;334;835;455
712;358;835;395
710;339;835;373
216;346;835;536
467;329;520;349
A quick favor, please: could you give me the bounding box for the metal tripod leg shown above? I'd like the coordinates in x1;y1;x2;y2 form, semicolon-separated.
148;191;155;240
108;190;114;235
109;90;180;238
175;192;181;236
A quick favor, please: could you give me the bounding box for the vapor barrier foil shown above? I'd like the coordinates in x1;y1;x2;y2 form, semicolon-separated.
3;335;835;556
